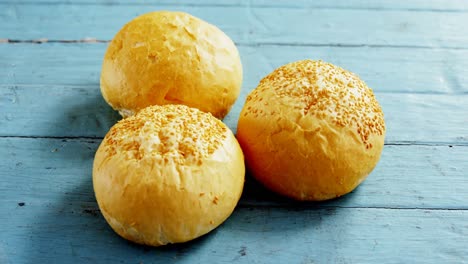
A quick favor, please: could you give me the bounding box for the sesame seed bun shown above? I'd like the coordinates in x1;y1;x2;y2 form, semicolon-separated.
237;60;385;201
93;104;245;246
100;11;243;119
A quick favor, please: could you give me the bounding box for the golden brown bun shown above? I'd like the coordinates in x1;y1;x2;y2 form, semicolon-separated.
100;11;243;119
93;105;245;246
237;60;385;201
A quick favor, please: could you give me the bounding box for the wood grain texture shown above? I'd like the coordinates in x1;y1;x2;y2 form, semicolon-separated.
2;0;468;11
1;138;467;209
2;43;468;94
1;84;467;144
1;4;468;48
1;137;467;263
1;44;467;141
1;200;467;263
0;85;121;138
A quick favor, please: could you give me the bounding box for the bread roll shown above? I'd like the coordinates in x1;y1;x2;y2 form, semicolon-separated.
100;11;243;119
237;60;385;201
93;104;245;246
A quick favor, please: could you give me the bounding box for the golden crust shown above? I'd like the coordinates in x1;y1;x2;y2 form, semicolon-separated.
237;60;385;201
93;105;245;246
100;11;243;119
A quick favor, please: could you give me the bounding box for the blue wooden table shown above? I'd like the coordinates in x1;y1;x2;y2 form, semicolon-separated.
1;1;468;263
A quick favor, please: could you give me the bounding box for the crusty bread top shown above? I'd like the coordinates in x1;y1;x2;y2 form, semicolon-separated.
103;104;227;164
243;60;385;148
100;11;242;119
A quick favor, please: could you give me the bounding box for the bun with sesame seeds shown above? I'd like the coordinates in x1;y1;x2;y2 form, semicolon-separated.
93;104;245;246
237;60;385;201
100;11;243;119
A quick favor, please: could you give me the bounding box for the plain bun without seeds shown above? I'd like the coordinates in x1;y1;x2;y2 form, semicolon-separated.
93;104;245;246
237;60;386;201
100;11;243;119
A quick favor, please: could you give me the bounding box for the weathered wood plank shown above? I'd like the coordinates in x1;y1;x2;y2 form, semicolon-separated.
1;139;467;260
1;84;467;143
1;4;468;48
1;138;467;209
1;0;468;11
2;43;467;94
1;200;466;263
0;85;121;138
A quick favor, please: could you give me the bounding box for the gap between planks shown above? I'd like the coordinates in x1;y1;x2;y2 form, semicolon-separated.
235;204;468;211
2;84;465;95
5;197;468;211
7;201;467;211
2;39;468;51
0;135;467;147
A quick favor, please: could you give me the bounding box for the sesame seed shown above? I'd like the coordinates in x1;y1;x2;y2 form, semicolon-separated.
242;60;385;146
103;105;226;164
